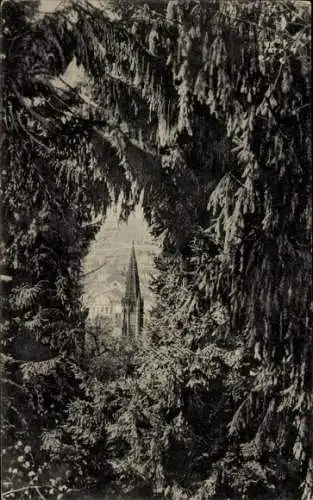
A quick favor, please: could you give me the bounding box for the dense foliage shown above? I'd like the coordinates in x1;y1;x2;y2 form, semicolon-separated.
1;0;311;499
1;0;126;496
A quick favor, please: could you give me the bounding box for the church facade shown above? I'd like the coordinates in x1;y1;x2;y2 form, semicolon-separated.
121;242;144;338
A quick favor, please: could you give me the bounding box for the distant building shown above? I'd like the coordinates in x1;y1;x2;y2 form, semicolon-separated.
121;242;144;338
88;293;122;325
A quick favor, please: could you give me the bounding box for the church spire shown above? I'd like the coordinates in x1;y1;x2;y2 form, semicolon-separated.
124;241;141;303
121;242;144;338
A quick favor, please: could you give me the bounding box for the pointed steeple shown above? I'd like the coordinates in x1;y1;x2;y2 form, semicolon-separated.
124;241;141;304
121;242;144;338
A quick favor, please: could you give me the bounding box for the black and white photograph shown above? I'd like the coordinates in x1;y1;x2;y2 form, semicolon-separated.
0;1;312;499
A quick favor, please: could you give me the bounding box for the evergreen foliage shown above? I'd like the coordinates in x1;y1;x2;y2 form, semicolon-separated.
1;0;311;499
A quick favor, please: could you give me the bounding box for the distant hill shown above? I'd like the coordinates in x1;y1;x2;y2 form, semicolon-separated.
83;207;160;316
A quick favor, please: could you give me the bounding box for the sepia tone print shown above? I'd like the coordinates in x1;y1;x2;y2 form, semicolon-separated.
0;1;311;500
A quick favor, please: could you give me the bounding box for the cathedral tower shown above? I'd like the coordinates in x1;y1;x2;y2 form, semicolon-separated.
121;242;144;338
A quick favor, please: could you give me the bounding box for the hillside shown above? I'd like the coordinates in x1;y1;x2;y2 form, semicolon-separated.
83;206;160;316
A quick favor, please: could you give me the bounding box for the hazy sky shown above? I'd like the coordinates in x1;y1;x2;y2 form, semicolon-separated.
40;0;64;12
40;0;110;13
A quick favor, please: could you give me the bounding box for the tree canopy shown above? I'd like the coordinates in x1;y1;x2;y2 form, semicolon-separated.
1;0;311;499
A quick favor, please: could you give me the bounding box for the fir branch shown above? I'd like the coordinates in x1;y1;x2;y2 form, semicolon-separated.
2;485;51;498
